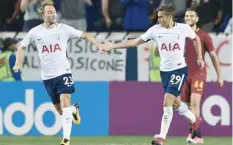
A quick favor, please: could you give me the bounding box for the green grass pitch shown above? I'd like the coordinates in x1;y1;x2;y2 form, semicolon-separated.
0;136;231;145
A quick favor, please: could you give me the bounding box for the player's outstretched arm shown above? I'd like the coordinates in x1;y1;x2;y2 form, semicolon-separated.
193;36;205;69
107;38;145;51
80;32;109;53
13;45;24;73
81;32;101;47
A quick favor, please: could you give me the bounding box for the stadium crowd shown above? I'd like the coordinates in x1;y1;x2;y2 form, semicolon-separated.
0;0;232;33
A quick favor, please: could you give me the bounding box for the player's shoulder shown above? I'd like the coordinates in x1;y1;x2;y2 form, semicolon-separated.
57;23;74;30
197;28;211;38
197;28;209;35
28;24;43;33
148;24;162;30
176;22;189;28
57;23;66;29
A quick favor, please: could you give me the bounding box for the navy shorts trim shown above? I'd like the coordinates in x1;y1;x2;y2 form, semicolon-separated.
43;73;75;104
160;67;188;97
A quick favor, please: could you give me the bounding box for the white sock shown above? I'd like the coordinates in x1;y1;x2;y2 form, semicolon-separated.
176;102;196;124
159;107;173;139
62;107;73;140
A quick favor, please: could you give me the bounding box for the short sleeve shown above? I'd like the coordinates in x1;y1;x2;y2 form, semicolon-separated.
62;24;83;39
204;33;215;52
185;24;196;40
21;30;33;47
140;27;154;42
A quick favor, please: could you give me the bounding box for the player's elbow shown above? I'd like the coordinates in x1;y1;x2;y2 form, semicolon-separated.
133;38;144;47
209;51;218;59
16;45;25;56
128;39;140;48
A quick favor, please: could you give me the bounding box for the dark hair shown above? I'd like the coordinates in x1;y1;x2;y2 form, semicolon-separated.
2;38;17;52
186;7;199;16
158;3;175;17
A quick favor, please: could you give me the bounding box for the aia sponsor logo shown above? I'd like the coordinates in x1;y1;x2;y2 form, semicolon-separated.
42;44;61;53
160;43;180;51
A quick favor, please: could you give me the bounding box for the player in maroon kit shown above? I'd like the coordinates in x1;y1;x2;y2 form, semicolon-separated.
181;7;224;144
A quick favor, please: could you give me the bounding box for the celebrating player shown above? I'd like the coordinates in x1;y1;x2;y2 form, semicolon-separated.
101;3;204;145
182;7;224;144
13;0;106;145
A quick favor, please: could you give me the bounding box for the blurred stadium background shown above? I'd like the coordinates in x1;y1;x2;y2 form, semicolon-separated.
0;0;232;145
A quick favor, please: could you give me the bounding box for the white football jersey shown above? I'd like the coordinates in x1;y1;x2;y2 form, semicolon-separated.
21;23;83;80
140;23;196;72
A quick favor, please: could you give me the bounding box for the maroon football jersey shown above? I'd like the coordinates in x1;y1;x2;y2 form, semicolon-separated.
185;28;215;78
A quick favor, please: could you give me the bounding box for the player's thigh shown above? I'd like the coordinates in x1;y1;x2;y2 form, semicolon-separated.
190;76;205;99
164;93;177;107
55;73;75;107
43;79;60;104
181;79;191;104
166;67;188;97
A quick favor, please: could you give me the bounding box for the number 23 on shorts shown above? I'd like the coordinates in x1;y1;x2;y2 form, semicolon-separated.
63;76;74;87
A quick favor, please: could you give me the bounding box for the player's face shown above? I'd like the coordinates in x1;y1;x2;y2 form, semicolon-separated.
157;11;172;27
185;11;198;26
43;5;57;24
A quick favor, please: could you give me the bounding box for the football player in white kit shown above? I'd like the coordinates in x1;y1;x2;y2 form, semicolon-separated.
102;3;205;145
13;0;106;145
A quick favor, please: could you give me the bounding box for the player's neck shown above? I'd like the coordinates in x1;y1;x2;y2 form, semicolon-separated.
191;25;199;32
43;22;57;29
166;21;175;29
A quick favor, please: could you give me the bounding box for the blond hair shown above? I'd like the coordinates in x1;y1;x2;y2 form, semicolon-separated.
38;0;54;16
